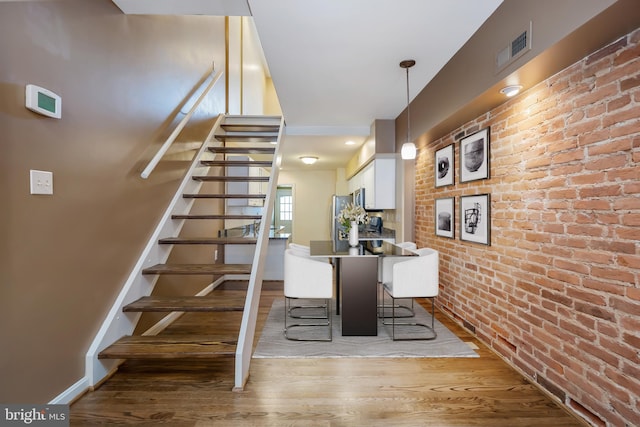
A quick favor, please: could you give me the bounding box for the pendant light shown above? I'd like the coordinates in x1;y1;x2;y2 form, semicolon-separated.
400;59;416;160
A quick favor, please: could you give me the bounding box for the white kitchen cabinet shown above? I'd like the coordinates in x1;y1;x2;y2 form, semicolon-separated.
361;157;395;210
347;171;362;195
248;166;266;206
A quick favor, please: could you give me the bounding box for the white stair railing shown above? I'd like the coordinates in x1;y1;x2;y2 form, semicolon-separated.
234;116;285;391
141;67;223;179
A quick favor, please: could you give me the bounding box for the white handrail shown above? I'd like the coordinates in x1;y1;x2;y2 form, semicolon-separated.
140;69;224;179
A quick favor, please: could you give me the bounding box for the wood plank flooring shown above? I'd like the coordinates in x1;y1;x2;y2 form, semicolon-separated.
71;281;586;426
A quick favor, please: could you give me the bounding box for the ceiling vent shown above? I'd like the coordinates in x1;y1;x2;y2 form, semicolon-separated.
496;22;532;73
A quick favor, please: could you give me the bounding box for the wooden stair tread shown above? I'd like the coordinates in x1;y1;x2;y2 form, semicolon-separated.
200;160;273;167
208;146;275;154
192;176;270;182
220;123;280;132
98;335;237;359
124;296;245;312
183;194;266;199
172;214;262;220
142;264;252;275
158;237;257;245
172;214;263;220
214;134;278;143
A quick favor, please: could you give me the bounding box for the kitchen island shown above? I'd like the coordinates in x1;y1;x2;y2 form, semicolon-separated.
309;239;416;336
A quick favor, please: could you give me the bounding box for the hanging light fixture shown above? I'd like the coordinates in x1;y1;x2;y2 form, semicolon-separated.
400;59;416;160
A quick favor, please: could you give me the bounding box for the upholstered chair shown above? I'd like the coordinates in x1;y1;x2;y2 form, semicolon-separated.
283;248;334;341
381;248;439;341
378;242;418;318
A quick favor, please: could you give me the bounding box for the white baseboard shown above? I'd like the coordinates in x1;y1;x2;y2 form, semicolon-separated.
50;377;89;405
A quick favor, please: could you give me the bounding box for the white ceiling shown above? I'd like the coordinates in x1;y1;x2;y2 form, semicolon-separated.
111;0;503;170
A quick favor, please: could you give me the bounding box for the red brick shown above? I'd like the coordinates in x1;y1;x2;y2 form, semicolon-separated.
589;240;636;254
607;94;632;111
570;172;606;185
621;75;640;92
618;254;640;269
585;154;628;170
591;266;636;284
588;138;633;156
613;197;640;210
603;106;640;127
566;224;605;237
555;259;590;275
579;185;621;198
617;225;640;240
551;149;584;165
577;128;611;146
570;290;607;310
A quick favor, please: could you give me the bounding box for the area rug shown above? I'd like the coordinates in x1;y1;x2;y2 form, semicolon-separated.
253;298;478;358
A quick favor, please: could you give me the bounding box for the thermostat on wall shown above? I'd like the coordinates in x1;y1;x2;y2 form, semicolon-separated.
25;84;61;119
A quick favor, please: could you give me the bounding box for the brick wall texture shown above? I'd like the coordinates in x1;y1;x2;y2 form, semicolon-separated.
415;27;640;427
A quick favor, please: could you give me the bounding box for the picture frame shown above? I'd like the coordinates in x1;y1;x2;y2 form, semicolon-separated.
435;197;455;238
460;127;490;183
435;144;454;187
460;194;491;245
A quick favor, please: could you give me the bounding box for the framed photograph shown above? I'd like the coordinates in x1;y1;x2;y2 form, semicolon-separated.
460;127;490;183
435;144;454;187
460;194;491;245
435;197;455;238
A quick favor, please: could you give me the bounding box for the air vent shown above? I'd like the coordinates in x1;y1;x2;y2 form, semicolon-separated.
495;21;532;73
512;30;528;57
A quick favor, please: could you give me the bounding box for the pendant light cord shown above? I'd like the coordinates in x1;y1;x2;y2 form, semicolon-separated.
406;65;410;143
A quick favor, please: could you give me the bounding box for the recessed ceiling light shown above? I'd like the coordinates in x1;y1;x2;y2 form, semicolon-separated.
500;85;523;97
300;156;318;165
345;140;355;146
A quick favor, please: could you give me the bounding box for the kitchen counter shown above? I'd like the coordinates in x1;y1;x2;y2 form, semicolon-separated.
221;223;289;280
219;223;290;240
357;227;395;241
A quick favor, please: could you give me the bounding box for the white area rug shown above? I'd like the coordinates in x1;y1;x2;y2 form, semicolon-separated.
253;299;478;358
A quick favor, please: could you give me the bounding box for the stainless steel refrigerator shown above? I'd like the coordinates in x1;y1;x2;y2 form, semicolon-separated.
331;195;352;241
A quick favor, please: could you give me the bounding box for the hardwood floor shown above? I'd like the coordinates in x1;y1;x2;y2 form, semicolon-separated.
71;281;585;426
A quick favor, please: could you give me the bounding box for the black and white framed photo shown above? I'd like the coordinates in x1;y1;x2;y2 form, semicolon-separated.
460;194;490;245
435;144;454;187
460;127;490;183
435;197;455;238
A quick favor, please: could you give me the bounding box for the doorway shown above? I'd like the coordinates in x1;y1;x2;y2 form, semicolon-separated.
274;185;293;235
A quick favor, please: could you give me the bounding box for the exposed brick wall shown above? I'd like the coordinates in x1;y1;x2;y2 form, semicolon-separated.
415;27;640;427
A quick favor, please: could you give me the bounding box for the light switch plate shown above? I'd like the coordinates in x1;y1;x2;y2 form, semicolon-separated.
30;170;53;195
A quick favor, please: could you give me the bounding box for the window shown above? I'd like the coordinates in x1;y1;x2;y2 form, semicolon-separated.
279;195;292;220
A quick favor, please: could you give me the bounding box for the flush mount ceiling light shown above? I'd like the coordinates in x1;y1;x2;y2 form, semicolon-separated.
500;85;523;97
300;156;318;165
400;59;417;160
344;140;356;146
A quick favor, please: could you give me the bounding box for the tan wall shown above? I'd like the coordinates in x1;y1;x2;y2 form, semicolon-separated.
415;28;640;427
0;0;226;402
278;170;337;245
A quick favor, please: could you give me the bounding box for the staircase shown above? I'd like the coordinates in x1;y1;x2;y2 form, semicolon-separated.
95;114;283;383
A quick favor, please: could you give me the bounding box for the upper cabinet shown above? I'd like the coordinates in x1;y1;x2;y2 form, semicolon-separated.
346;119;396;210
359;157;395;210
